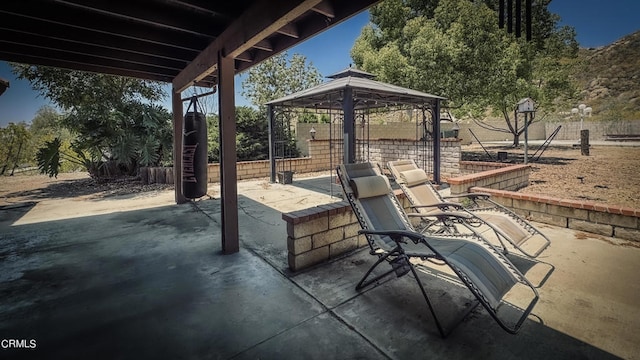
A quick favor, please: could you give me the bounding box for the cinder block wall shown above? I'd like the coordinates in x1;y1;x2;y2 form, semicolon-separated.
545;120;640;141
283;202;366;272
472;187;640;242
447;164;531;195
205;140;340;183
368;139;461;179
145;139;460;184
206;139;460;183
283;191;412;272
459;161;512;175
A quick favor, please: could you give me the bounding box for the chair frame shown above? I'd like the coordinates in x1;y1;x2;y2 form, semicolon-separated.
337;162;539;336
387;159;551;258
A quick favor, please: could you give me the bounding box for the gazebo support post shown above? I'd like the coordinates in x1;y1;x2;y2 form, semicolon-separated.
268;104;276;183
342;87;355;164
433;99;441;184
218;51;239;254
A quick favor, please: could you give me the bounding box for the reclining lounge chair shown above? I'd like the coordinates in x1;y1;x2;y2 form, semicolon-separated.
337;162;539;336
387;159;551;258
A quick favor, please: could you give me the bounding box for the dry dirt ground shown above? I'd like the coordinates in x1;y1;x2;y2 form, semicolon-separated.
0;172;172;207
462;145;640;209
1;145;639;209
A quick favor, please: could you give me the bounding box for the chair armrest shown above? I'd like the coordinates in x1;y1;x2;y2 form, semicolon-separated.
412;202;464;211
407;211;472;220
443;192;492;200
358;229;423;244
358;229;444;259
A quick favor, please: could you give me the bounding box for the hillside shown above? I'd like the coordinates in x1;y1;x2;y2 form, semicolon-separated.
570;30;640;120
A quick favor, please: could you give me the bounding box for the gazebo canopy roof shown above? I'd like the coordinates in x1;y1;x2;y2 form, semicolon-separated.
266;67;445;110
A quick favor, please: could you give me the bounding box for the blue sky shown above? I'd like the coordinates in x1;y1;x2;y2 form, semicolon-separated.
1;1;639;127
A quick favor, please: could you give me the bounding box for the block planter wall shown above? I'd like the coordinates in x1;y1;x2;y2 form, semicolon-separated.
459;161;512;175
471;187;640;242
142;139;461;184
447;164;531;195
283;190;412;272
368;139;461;179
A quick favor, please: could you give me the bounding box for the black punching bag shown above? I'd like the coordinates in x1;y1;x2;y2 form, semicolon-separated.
182;111;208;199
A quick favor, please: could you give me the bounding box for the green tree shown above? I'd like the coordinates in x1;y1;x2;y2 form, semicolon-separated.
28;106;85;173
206;106;273;162
352;0;578;146
206;113;220;162
11;64;171;178
0;122;31;175
235;106;269;161
241;52;322;109
241;52;321;158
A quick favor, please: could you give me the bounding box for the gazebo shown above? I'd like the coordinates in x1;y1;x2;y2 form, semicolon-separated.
266;67;447;183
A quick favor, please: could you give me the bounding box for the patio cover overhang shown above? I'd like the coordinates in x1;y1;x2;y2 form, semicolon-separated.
266;68;447;182
0;0;380;253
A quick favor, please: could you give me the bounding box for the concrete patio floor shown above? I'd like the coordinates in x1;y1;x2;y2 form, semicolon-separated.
1;174;639;359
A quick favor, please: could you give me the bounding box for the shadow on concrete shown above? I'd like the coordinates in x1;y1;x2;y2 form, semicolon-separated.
0;197;628;359
461;150;576;165
285;175;343;199
194;195;290;273
1;177;172;203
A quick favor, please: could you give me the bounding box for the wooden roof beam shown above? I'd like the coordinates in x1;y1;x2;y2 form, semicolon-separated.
0;52;178;83
235;52;253;63
56;0;223;37
0;16;199;62
312;1;335;18
252;39;273;52
173;0;322;92
235;0;381;74
277;23;299;38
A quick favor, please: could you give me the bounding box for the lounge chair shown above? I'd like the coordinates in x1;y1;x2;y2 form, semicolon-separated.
387;159;551;258
337;162;539;336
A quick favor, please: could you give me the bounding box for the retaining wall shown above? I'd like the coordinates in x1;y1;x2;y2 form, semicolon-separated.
459;161;512;175
368;139;461;179
545;120;640;141
471;187;640;242
142;139;461;184
447;164;531;195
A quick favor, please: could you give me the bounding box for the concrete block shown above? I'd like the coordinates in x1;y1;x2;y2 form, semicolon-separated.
547;204;589;220
510;208;530;219
513;198;547;213
356;234;370;248
288;246;330;272
528;211;568;228
328;211;353;229
589;212;638;229
289;216;328;238
613;227;640;242
312;227;345;248
287;236;312;255
329;237;359;258
568;219;614;237
343;223;362;239
490;196;513;208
